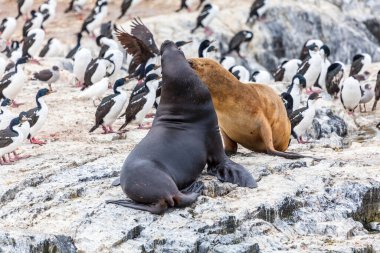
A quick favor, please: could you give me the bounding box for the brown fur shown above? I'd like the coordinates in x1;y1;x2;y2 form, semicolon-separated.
189;58;291;155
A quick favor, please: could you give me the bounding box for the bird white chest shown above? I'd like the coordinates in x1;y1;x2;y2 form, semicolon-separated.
30;101;48;137
284;59;301;82
304;54;322;88
290;85;302;111
294;106;316;136
0;108;16;130
103;92;127;125
1;18;17;41
341;79;361;110
319;59;331;90
3;68;26;100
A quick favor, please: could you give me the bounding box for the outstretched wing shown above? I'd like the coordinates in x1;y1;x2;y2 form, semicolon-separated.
115;26;155;74
130;17;159;55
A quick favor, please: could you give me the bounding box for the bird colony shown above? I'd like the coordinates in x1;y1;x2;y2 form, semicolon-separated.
0;0;379;252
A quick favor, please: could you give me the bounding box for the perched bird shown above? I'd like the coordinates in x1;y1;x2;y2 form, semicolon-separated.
198;39;218;58
349;53;372;77
290;93;320;144
104;49;124;84
372;70;380;111
325;61;345;99
32;66;60;91
89;78;128;134
65;0;88;14
315;45;331;91
191;3;219;35
39;0;57;25
285;74;306;111
0;57;28;106
22;28;45;62
250;70;272;84
115;18;160;81
65;33;83;59
274;59;302;82
80;1;108;38
299;39;323;61
229;65;250;83
0;98;15;130
119;73;161;130
359;83;374;112
340;76;362;115
0;113;29;165
22;10;44;37
39;38;63;57
246;0;267;24
25;88;52;145
73;47;92;87
79;77;110;106
227;30;253;58
96;35;119;58
16;0;34;20
118;0;142;19
0;17;17;43
83;57;114;88
297;43;322;94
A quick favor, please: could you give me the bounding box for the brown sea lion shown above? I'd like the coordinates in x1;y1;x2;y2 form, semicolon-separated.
189;57;308;159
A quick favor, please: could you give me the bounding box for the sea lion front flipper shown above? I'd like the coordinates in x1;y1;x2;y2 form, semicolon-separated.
208;156;257;188
106;199;168;215
111;178;121;186
181;181;204;194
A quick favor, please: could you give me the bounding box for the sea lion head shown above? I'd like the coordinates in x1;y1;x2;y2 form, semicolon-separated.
188;57;218;77
160;40;186;60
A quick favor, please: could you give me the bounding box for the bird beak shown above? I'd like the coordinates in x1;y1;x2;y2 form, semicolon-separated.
156;75;162;80
209;40;216;44
21;116;31;122
182;41;193;46
154;65;161;70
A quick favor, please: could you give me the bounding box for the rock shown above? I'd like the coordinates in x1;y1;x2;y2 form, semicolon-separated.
309;109;348;139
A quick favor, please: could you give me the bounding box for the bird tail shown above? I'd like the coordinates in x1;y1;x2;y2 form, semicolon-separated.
89;124;99;133
118;122;127;131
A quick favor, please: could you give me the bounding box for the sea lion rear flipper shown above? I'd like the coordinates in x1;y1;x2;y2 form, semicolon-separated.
111;178;121;186
106;199;168;215
208;157;257;189
181;181;204;194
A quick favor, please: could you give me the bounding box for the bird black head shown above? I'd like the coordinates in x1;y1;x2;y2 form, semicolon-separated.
292;74;306;88
145;73;161;83
52;65;59;71
207;45;218;53
308;92;320;101
320;45;330;58
113;78;126;89
36;88;51;99
1;98;11;107
199;39;214;49
307;43;319;52
31;10;37;18
16;57;28;65
175;40;192;48
96;35;106;47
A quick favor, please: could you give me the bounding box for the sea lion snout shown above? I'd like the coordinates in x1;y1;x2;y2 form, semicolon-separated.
160;40;176;55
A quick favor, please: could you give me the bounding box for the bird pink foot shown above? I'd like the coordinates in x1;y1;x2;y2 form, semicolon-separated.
11;100;24;108
30;137;46;145
138;123;152;129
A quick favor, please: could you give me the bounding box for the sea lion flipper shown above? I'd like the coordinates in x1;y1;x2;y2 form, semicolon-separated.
181;181;204;194
111;178;121;186
208;157;257;188
106;199;168;215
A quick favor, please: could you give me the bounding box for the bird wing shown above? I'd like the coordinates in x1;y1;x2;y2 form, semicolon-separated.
120;93;147;129
197;4;212;24
290;107;307;128
115;26;155;74
39;39;51;57
95;94;117;124
130;18;159;55
297;57;310;76
25;107;39;128
22;32;36;57
0;71;14;98
349;55;364;76
130;82;148;100
299;41;310;61
325;63;343;95
83;58;98;87
34;69;53;81
0;127;17;148
228;32;245;52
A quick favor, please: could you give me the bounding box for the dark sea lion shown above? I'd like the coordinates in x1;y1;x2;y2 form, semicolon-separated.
189;58;310;159
107;41;256;214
